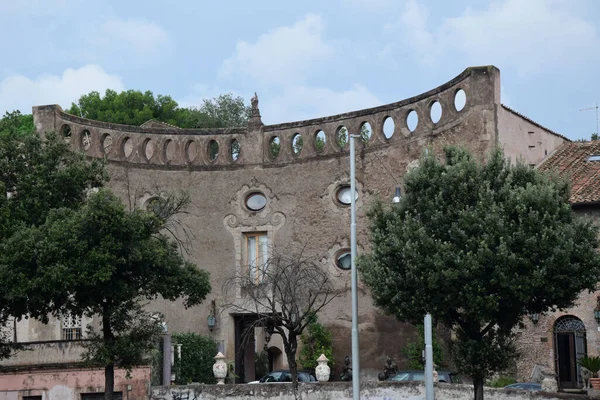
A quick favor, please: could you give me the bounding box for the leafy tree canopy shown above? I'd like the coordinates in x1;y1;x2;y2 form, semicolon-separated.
0;131;107;336
3;189;211;399
359;146;600;400
0;111;34;137
67;90;250;129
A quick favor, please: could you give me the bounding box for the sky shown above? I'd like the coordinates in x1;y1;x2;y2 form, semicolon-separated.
0;0;599;141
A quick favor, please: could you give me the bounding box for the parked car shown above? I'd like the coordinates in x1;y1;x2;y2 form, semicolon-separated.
503;382;542;391
386;370;462;384
248;370;317;384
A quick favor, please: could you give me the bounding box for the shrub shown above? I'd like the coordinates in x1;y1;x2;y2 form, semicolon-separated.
172;333;218;384
298;313;333;370
403;324;444;370
488;376;516;387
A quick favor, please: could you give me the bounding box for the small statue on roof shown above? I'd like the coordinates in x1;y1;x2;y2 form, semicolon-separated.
251;92;259;116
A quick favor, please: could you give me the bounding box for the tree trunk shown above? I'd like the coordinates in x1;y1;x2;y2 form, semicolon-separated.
473;376;484;400
286;333;301;400
104;363;115;400
103;308;115;400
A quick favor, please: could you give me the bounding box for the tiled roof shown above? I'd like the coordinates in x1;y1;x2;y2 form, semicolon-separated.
537;141;600;204
502;105;571;142
140;119;181;129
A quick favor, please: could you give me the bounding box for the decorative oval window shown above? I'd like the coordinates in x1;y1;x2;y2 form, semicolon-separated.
336;186;358;205
246;192;267;211
336;251;351;270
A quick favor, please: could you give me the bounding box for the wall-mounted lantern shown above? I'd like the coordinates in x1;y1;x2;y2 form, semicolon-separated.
594;298;600;324
207;299;217;331
530;313;540;324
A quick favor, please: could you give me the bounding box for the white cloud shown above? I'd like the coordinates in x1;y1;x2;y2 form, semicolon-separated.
386;0;599;75
100;18;169;55
177;84;248;109
393;0;435;66
0;65;125;114
220;14;334;86
261;84;382;124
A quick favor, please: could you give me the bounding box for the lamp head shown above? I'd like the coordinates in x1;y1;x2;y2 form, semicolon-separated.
392;187;401;203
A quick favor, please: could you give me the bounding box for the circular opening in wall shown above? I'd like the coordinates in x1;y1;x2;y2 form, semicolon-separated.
231;139;240;161
270;136;281;158
315;130;326;153
164;139;177;162
81;130;92;151
122;137;133;158
336;185;358;205
208;140;219;162
335;250;351;270
455;89;466;112
406;110;418;132
337;126;348;149
246;192;267;211
102;134;113;154
292;133;303;155
430;101;442;124
61;124;72;139
143;139;154;161
361;122;372;143
186;140;198;163
383;117;395;139
145;196;165;215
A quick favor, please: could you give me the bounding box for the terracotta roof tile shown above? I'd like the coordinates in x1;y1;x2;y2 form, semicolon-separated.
538;141;600;204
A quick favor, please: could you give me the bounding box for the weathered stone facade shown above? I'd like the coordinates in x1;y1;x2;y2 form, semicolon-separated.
1;66;570;397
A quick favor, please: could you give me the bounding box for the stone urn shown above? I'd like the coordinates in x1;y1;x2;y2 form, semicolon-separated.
315;354;331;382
213;352;227;384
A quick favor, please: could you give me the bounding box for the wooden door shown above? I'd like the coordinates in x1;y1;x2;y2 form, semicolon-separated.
557;332;577;389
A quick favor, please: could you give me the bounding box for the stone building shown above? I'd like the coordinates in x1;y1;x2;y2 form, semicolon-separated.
514;141;600;390
0;65;570;399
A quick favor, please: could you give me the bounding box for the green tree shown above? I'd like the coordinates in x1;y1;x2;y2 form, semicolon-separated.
402;324;444;370
67;90;250;129
0;111;34;137
359;146;600;400
298;313;333;371
4;190;211;400
0;131;106;359
181;93;250;129
172;333;218;384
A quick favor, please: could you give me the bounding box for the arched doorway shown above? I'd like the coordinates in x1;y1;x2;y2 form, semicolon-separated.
554;316;587;389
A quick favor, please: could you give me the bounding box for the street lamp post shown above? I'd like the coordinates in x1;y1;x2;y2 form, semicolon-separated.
349;134;360;400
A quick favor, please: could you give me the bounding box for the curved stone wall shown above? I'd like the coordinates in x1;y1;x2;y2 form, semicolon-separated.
34;66;497;170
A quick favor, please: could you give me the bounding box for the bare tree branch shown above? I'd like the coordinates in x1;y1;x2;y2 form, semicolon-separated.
222;245;341;398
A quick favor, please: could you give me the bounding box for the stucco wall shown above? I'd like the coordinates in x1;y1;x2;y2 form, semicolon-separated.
0;366;150;400
0;340;86;367
151;382;583;400
497;106;566;166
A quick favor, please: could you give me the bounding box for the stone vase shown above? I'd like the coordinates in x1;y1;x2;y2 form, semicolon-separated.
315;354;331;382
213;352;227;385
